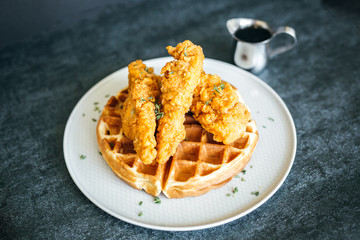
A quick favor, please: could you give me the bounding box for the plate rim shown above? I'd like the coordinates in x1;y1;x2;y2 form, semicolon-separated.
63;57;297;231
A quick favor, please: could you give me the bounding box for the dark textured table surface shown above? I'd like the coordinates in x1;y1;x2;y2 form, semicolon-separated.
1;0;359;239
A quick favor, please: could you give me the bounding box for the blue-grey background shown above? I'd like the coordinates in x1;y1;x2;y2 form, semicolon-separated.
1;0;359;239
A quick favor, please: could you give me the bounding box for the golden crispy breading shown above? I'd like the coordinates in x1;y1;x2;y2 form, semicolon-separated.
120;60;160;164
190;73;251;144
156;40;204;164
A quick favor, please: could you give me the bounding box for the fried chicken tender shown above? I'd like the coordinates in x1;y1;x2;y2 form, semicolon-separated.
190;73;251;144
120;60;160;164
156;40;204;164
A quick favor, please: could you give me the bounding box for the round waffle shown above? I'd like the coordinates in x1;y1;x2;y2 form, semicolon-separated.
97;89;259;198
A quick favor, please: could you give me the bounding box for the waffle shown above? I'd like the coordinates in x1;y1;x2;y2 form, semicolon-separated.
97;89;258;198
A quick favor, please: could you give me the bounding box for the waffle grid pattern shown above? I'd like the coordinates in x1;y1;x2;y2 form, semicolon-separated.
97;89;258;198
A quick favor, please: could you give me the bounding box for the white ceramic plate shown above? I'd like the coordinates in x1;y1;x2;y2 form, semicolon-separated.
63;57;296;231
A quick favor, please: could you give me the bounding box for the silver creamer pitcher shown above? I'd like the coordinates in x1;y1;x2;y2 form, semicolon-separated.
227;18;297;73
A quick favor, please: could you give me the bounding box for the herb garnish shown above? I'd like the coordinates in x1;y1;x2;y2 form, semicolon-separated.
94;102;99;105
92;118;97;122
145;67;150;73
80;155;86;160
99;151;102;156
147;96;153;100
226;193;231;197
82;113;85;117
219;83;225;90
154;196;161;204
138;211;143;217
262;125;267;128
205;98;213;105
241;178;246;182
242;170;246;174
154;102;164;120
184;46;188;57
268;117;275;122
235;175;240;178
213;85;221;94
140;98;146;102
139;201;143;206
251;191;260;196
233;187;239;197
169;71;174;75
105;94;110;98
212;82;225;95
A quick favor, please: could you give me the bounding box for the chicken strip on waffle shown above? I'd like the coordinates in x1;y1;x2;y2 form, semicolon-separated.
156;40;204;164
120;60;160;164
190;73;251;144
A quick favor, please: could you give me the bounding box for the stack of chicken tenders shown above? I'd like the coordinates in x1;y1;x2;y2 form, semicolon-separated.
97;40;258;198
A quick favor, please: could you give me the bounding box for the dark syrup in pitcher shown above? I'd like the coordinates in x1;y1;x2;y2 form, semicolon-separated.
234;26;272;43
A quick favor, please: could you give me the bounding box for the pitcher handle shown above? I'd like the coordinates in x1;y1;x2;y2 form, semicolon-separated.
269;26;297;58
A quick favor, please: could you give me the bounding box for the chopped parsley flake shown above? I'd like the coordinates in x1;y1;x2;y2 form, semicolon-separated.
105;94;110;98
235;175;240;178
184;46;188;57
154;196;161;204
138;211;143;217
147;96;154;100
145;67;150;73
139;201;143;206
226;193;231;197
241;178;246;182
251;191;260;196
169;71;174;75
99;151;102;156
250;165;253;168
82;113;85;117
156;112;164;120
268;117;275;122
233;187;239;197
242;170;246;174
92;118;97;122
154;102;164;120
262;125;267;128
140;98;146;102
94;102;99;105
80;155;86;160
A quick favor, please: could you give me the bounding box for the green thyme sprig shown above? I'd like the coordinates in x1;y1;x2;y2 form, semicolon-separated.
212;82;226;95
205;98;213;105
